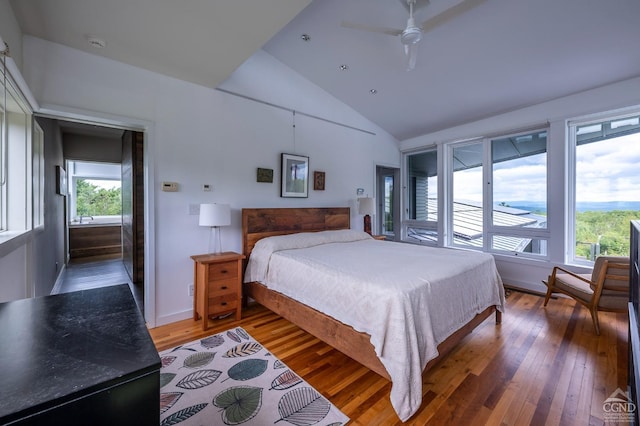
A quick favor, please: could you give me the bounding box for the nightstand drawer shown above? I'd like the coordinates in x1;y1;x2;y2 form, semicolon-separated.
209;261;239;280
208;295;238;315
208;278;238;295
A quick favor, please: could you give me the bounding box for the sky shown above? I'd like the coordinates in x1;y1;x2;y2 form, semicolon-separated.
86;179;121;190
575;133;640;202
453;132;640;204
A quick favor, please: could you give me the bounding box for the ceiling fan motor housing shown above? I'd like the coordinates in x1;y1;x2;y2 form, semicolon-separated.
401;17;422;45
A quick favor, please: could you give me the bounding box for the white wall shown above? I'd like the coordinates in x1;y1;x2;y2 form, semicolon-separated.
0;245;28;301
21;36;400;325
0;0;23;69
401;76;640;294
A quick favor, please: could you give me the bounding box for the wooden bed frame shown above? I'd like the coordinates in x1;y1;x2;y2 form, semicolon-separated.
242;207;501;380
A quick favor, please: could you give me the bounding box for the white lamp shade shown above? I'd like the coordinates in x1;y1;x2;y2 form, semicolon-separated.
199;203;231;227
358;197;375;216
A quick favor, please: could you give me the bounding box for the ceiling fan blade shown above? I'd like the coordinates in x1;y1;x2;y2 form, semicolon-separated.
420;0;488;33
341;20;403;37
404;43;418;71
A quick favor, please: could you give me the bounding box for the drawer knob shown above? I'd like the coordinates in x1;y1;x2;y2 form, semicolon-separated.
221;286;228;290
221;302;227;306
220;270;228;274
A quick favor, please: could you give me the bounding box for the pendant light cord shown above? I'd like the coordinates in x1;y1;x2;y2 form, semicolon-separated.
292;110;296;153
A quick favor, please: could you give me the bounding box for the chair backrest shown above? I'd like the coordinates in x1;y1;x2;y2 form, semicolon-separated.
590;255;630;296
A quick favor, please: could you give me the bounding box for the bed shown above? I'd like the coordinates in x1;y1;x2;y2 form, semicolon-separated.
242;207;505;421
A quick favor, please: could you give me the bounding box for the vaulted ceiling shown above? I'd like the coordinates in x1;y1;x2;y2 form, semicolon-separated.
9;0;640;141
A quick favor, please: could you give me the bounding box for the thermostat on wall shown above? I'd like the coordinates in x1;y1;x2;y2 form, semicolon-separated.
162;182;179;192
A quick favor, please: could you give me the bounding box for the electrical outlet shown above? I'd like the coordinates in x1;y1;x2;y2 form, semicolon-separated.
188;284;194;297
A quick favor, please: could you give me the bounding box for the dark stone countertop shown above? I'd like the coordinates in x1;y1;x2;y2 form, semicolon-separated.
0;284;160;422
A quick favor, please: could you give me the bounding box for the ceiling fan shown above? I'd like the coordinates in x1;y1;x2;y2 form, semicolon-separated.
342;0;486;71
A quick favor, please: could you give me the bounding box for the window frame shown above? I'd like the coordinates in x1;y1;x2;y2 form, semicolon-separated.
442;127;550;259
402;146;440;245
446;138;486;250
32;120;44;230
0;65;33;235
567;109;640;266
487;128;550;259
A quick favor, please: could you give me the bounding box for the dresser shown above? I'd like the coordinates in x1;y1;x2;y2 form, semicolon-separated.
191;252;246;330
0;284;160;425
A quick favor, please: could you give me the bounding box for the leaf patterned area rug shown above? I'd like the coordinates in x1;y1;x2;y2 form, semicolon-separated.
159;327;349;425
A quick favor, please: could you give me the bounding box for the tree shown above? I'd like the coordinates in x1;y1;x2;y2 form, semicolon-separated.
76;179;121;216
575;210;639;259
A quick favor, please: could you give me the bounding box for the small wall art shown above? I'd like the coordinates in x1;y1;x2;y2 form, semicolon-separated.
56;165;67;196
256;168;273;183
313;171;325;191
281;153;309;198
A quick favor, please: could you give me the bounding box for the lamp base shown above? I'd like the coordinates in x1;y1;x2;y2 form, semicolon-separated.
208;226;223;254
363;214;372;235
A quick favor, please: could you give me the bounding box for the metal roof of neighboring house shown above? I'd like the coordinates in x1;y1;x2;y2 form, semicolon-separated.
406;199;546;252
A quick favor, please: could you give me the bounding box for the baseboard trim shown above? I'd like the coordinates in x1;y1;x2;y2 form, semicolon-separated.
50;264;67;295
155;309;192;328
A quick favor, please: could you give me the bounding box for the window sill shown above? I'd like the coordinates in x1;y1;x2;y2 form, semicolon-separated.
0;230;32;259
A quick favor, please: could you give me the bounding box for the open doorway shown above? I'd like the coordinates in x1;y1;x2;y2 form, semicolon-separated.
376;166;400;241
52;121;145;313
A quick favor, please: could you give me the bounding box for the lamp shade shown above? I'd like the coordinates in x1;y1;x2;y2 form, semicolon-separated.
358;197;375;216
199;203;231;227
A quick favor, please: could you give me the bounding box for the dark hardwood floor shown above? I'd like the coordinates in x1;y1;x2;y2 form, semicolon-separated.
53;254;630;423
150;290;629;425
55;255;143;313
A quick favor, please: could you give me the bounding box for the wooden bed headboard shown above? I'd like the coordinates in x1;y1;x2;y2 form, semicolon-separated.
242;207;350;258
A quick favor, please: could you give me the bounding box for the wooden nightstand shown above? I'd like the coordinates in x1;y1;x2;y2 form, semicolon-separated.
190;252;246;331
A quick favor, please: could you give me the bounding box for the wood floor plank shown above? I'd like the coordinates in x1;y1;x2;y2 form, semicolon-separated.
148;290;628;425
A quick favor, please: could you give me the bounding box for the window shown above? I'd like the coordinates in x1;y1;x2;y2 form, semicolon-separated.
450;140;484;248
68;161;122;224
32;121;44;229
445;129;549;257
376;166;398;239
1;62;32;235
488;130;548;257
404;148;439;244
569;112;640;265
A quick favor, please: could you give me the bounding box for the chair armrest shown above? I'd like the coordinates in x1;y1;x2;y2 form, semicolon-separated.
551;266;593;285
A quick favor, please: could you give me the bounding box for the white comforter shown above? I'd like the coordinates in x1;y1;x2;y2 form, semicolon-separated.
244;230;505;421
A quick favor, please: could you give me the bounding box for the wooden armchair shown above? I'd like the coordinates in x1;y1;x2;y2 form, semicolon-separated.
543;255;630;335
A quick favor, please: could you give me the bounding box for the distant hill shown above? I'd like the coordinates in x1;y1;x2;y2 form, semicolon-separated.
505;201;640;214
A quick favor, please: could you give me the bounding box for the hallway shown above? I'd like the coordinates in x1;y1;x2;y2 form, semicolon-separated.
54;257;144;314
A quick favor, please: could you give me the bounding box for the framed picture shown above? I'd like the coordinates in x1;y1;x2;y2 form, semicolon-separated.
256;167;274;183
281;153;309;198
314;171;325;190
56;165;67;196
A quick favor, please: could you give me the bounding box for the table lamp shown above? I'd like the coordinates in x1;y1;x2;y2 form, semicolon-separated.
358;197;375;235
199;203;231;254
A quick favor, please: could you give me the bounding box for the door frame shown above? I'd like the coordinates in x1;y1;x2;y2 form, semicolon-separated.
376;165;401;241
37;106;157;327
